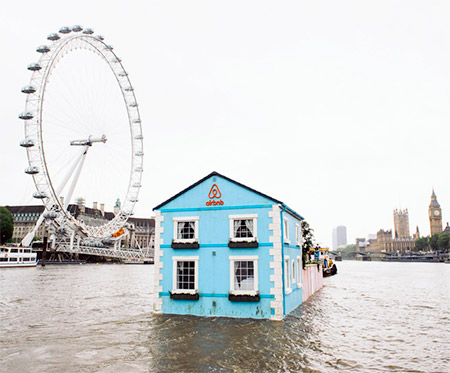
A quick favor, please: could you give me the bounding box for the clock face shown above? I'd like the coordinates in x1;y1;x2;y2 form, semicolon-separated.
434;210;440;216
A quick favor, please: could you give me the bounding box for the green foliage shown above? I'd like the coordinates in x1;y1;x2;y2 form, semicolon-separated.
301;220;315;268
414;237;429;251
437;232;450;251
337;244;357;259
0;206;14;244
429;234;440;250
415;233;450;252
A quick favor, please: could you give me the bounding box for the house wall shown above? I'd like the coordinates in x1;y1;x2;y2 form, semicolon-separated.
302;264;323;301
153;174;305;320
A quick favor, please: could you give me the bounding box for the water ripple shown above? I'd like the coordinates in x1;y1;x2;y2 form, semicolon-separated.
1;262;449;372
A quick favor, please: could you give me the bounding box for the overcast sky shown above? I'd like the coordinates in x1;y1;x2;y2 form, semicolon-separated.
1;1;449;247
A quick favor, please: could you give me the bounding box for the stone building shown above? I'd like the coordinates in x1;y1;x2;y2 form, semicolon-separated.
6;201;154;250
393;209;410;238
6;205;46;244
428;190;442;235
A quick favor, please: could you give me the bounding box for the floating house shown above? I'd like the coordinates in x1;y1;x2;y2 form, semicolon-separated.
153;171;309;320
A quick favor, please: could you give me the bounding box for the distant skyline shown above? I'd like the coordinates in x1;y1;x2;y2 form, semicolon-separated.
332;226;347;250
1;1;449;248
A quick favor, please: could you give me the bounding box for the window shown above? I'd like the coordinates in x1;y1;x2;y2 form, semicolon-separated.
9;258;18;262
295;223;301;246
173;217;199;243
23;258;30;261
229;214;258;242
0;258;7;262
172;256;199;294
229;256;258;295
284;257;291;294
292;260;296;284
283;218;290;244
296;256;302;286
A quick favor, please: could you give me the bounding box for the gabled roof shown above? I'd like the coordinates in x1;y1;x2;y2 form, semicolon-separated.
153;171;304;220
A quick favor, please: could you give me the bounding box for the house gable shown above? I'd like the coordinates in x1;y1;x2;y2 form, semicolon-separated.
153;172;281;211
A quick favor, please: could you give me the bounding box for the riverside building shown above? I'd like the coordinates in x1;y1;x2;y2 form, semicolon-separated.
152;171;307;320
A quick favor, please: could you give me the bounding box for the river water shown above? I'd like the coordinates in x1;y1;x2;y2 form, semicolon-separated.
1;261;449;372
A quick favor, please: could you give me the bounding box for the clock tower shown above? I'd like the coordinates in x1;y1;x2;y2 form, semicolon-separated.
428;189;442;235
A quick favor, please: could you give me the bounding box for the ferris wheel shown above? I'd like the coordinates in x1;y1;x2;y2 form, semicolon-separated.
19;25;143;244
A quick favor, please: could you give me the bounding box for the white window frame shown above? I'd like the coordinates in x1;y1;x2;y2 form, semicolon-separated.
295;223;301;246
172;256;199;295
229;255;259;296
296;256;302;286
173;216;199;243
283;218;290;244
284;256;292;294
229;214;258;242
291;260;296;285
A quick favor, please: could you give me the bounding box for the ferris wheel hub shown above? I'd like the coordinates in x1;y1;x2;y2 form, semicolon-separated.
70;134;107;146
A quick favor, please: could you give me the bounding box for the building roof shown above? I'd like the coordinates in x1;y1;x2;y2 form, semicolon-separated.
430;189;440;208
153;171;304;220
128;217;155;227
5;205;45;214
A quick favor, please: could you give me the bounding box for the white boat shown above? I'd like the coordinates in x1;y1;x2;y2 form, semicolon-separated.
0;246;37;268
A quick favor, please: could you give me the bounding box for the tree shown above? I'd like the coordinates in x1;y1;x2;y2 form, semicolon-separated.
301;220;315;268
414;237;429;252
0;206;14;244
437;232;450;251
429;234;440;251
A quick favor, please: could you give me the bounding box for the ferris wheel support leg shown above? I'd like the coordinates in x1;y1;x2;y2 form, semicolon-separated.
64;145;90;210
21;213;46;247
55;146;88;205
70;230;75;251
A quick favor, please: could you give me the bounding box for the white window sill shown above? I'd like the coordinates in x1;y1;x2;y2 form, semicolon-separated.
285;288;292;294
230;290;258;296
171;289;198;295
284;240;291;245
297;283;302;288
229;238;257;242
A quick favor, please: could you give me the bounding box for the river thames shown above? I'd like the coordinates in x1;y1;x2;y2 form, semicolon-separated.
1;261;449;372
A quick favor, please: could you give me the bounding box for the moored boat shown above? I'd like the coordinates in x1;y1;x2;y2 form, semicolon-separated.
0;246;37;268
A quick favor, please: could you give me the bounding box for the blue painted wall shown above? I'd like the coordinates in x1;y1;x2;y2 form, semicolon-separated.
155;173;304;319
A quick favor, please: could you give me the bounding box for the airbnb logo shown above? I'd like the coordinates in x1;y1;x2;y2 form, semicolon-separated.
206;184;224;206
208;184;222;198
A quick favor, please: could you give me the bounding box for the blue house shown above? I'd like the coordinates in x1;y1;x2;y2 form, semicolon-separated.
153;171;304;320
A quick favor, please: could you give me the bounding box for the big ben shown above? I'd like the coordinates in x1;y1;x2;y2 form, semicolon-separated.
428;189;442;235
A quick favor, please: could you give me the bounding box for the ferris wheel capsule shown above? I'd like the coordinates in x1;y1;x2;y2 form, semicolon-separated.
72;25;83;32
129;102;138;107
20;138;35;148
21;85;36;94
134;135;143;140
33;191;47;199
19;111;34;120
97;35;104;41
82;28;94;35
36;45;50;53
132;119;141;124
47;33;60;41
27;63;42;71
43;211;58;220
59;26;71;34
25;166;39;175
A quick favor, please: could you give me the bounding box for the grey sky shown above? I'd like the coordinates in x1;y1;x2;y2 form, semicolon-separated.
1;1;449;247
